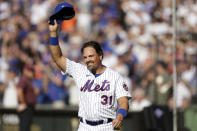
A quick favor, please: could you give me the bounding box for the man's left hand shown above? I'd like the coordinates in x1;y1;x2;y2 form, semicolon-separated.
112;115;123;130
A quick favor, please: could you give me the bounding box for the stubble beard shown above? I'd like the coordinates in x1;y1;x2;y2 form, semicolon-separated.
87;65;97;74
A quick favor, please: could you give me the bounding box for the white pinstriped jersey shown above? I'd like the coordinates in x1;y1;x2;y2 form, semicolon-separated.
62;58;131;120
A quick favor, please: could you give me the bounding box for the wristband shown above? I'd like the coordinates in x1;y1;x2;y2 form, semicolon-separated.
117;108;127;118
50;37;59;45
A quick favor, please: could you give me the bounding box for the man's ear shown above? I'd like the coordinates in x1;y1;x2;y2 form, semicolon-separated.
99;55;103;61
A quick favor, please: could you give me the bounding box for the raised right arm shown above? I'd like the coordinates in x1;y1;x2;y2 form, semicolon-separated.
48;20;67;72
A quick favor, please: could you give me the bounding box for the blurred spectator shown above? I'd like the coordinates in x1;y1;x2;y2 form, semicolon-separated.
1;65;20;126
44;62;68;108
33;56;47;104
17;63;36;131
30;0;55;25
130;88;151;112
149;61;172;106
0;0;10;20
102;49;118;68
65;77;78;106
2;66;19;107
176;78;191;111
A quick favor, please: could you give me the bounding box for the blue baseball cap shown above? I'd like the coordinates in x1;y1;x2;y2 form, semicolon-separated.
49;2;75;25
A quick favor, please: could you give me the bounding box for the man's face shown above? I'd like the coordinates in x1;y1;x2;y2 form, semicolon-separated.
82;47;102;72
24;68;34;79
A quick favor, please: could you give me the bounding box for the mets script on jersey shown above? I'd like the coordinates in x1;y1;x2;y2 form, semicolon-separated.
80;80;110;92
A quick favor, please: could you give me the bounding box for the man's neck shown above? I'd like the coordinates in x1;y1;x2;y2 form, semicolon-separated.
92;65;106;74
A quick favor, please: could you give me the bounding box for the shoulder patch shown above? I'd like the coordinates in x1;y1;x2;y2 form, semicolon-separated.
123;83;128;91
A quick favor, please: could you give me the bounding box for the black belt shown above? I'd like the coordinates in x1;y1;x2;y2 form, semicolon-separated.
79;117;113;126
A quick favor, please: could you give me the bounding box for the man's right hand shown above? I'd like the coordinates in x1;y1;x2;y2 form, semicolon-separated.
48;19;59;37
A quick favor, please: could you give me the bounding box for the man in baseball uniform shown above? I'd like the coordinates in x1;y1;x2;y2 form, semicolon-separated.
48;18;131;130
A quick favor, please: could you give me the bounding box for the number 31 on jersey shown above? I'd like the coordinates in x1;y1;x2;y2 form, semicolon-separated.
101;95;113;105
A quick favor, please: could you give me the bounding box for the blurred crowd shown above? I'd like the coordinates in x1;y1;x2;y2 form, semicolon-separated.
0;0;196;111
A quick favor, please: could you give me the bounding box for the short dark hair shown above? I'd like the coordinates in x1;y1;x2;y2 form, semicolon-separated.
81;41;104;59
